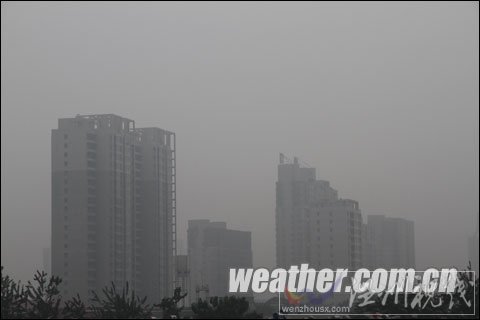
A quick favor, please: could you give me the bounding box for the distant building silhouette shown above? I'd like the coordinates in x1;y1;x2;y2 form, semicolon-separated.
275;154;416;271
275;154;363;270
467;214;479;273
365;215;415;269
187;220;252;305
51;114;176;302
361;223;375;269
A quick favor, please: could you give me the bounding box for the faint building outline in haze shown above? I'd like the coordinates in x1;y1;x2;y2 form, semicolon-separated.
275;154;363;270
187;219;253;305
275;154;417;271
364;215;415;269
467;213;479;273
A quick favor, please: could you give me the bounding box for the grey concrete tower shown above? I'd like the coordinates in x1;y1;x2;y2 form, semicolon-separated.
52;114;176;302
275;154;363;270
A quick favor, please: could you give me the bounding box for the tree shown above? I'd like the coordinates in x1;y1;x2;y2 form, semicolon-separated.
62;293;86;319
191;296;261;319
1;268;64;319
1;266;28;319
157;286;187;318
90;282;152;319
24;270;62;319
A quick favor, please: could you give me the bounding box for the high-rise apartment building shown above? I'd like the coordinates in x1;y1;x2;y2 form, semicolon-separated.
361;223;375;269
275;154;363;270
52;114;176;302
366;215;415;269
187;220;253;305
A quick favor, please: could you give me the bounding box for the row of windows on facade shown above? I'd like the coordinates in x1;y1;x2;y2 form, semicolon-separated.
64;135;168;155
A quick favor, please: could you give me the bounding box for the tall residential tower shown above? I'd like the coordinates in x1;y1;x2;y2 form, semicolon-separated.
187;220;253;305
365;215;415;269
275;154;363;270
51;114;176;302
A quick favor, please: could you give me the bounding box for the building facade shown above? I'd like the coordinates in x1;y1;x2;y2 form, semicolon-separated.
467;214;479;274
52;114;176;302
275;154;363;270
366;215;415;269
187;220;253;305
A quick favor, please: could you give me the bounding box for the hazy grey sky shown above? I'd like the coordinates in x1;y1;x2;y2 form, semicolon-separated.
1;2;478;281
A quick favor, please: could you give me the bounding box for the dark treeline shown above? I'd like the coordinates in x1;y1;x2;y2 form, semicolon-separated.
1;265;478;319
0;267;261;319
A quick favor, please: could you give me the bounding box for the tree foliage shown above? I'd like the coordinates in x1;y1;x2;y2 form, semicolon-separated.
1;266;28;318
62;293;86;319
2;268;151;319
157;286;187;318
1;268;65;319
191;295;261;319
24;270;62;319
90;281;152;319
